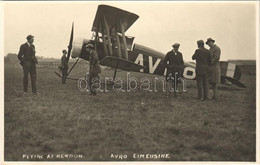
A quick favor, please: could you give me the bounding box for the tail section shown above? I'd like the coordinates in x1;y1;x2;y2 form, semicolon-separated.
220;61;245;88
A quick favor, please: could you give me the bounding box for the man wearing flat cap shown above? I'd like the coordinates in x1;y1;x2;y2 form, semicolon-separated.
18;35;38;94
192;40;211;100
59;49;68;84
164;43;184;97
206;38;221;99
86;43;101;96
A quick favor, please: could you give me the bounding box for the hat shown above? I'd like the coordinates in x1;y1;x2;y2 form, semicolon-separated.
172;43;180;47
62;49;67;53
206;38;215;44
197;40;204;45
26;35;34;40
86;44;94;49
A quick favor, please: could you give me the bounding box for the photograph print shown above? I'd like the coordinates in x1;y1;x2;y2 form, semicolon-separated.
2;1;258;163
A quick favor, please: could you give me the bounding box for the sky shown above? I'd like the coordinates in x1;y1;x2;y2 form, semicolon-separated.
2;1;259;61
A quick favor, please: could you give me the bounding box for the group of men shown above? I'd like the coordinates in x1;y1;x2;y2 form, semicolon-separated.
164;38;221;100
17;35;220;99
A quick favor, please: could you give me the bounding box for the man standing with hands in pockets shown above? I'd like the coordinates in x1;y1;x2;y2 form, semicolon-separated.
18;35;38;95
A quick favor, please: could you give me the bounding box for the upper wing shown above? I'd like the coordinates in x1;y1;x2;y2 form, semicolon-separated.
92;5;139;33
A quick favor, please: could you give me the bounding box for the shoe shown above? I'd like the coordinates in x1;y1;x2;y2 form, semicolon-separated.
203;97;209;100
23;92;28;95
89;93;93;95
33;92;40;95
211;97;217;100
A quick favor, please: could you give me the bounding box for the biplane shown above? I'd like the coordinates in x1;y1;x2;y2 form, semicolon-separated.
56;4;246;88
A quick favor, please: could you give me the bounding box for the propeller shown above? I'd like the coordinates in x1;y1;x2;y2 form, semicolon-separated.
66;22;74;63
54;22;75;80
65;22;79;78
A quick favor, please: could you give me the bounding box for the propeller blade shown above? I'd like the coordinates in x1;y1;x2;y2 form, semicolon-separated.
67;22;74;62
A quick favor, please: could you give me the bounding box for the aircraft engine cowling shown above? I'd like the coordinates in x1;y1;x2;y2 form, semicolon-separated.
71;38;90;58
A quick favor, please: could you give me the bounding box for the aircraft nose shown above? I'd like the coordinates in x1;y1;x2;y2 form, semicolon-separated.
71;38;84;58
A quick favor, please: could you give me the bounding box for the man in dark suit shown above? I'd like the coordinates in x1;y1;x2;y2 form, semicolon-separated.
192;40;211;100
86;44;101;96
164;43;184;97
18;35;38;94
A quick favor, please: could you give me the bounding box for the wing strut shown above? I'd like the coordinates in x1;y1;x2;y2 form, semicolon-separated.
100;22;109;57
103;15;113;56
120;20;128;60
113;68;118;80
94;26;99;51
116;32;122;58
113;60;120;80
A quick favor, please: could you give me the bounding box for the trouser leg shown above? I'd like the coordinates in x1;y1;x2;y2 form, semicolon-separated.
202;74;208;99
89;73;98;95
212;83;218;98
174;82;178;97
89;75;92;94
210;82;217;99
30;62;37;93
23;63;30;93
62;76;66;84
166;73;173;93
196;74;202;99
165;81;170;96
62;68;67;84
174;72;179;97
62;70;65;84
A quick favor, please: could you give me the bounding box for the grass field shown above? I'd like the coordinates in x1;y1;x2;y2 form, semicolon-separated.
4;62;256;161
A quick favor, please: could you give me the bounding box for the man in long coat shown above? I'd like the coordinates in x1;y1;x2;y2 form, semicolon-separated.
164;43;184;97
85;44;101;96
192;40;211;100
206;38;221;99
